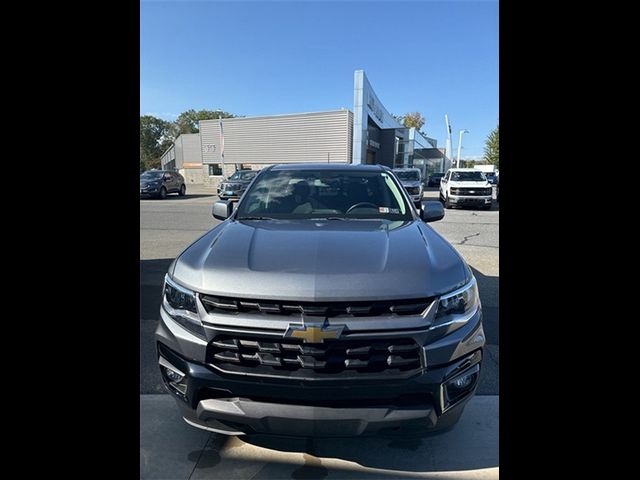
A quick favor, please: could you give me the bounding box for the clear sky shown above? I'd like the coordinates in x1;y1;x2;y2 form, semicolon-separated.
141;0;498;158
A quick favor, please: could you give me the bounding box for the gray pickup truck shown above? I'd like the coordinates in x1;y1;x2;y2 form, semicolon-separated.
156;163;484;437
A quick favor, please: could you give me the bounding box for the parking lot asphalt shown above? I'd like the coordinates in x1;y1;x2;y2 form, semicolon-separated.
140;184;499;479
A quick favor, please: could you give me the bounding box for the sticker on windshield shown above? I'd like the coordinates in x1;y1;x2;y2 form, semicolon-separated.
378;207;400;214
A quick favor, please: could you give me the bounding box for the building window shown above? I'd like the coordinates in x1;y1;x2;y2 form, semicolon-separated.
208;164;222;176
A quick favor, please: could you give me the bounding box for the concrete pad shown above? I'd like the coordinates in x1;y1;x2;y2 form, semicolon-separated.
140;395;210;480
144;395;498;479
228;396;498;474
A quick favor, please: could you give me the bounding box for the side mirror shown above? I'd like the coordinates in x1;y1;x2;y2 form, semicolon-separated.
420;201;445;222
212;200;233;220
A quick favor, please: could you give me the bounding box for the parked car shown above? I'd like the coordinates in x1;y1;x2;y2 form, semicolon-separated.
427;172;445;187
485;172;498;185
439;168;492;210
140;170;186;199
217;169;259;200
392;167;423;207
156;163;485;437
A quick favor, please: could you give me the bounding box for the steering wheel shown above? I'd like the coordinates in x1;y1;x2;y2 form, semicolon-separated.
346;202;378;213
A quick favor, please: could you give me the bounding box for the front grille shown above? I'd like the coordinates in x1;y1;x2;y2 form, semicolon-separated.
406;187;420;195
200;294;432;317
450;187;492;196
207;334;423;378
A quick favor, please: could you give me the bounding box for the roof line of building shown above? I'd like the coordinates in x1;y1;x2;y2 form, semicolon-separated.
199;109;352;124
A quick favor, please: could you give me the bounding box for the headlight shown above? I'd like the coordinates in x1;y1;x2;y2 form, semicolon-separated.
431;277;480;333
163;275;205;338
164;275;197;312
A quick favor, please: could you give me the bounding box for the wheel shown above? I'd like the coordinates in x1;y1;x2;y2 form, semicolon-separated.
158;186;167;199
179;184;186;196
482;203;492;210
444;194;452;209
414;201;422;210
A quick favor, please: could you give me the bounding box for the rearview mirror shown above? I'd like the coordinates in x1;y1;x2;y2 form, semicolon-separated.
212;200;233;220
420;201;445;222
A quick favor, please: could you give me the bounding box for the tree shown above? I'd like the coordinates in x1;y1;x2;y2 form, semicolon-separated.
483;125;499;169
172;109;236;136
140;115;173;172
402;112;426;131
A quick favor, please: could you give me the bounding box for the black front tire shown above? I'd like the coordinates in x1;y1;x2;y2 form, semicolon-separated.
158;187;167;199
179;184;186;196
444;194;452;209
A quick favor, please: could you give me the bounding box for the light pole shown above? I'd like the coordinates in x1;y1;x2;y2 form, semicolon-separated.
456;129;469;168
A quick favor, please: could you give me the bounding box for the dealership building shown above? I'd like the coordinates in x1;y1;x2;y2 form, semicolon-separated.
161;70;450;187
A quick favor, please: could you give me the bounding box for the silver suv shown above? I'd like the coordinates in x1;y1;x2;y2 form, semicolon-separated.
156;164;485;437
393;167;424;207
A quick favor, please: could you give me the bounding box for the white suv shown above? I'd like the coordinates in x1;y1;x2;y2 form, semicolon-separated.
439;168;493;210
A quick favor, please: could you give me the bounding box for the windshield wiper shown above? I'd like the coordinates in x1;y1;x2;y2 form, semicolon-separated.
237;216;277;221
309;217;348;221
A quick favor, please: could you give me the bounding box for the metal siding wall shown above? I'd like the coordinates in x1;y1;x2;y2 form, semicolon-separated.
200;121;222;164
174;136;184;169
160;145;175;169
181;134;203;165
201;111;350;164
347;111;353;163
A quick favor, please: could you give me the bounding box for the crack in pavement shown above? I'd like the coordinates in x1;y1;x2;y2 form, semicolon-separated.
452;243;499;249
458;232;481;245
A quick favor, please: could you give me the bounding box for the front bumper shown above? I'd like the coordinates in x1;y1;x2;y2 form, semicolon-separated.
155;308;484;437
448;195;492;206
140;189;159;196
217;186;245;199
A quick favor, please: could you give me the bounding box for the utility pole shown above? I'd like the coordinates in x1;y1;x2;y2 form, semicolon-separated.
444;114;452;170
456;129;469;168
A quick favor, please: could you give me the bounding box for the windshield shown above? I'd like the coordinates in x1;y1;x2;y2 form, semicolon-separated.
395;171;420;181
140;171;163;180
236;169;412;220
431;173;444;178
229;170;258;181
451;171;486;182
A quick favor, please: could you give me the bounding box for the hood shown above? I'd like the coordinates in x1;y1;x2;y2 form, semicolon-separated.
448;180;491;188
172;219;468;302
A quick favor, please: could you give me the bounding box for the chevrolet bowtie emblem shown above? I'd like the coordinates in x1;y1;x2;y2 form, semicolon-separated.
285;323;345;343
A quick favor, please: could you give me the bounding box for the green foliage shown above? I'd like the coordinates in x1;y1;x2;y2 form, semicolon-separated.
402;112;426;130
173;109;236;136
483;125;499;169
140;115;172;172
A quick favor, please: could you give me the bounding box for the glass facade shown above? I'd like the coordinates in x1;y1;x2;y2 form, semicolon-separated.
393;128;445;179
